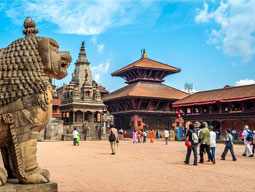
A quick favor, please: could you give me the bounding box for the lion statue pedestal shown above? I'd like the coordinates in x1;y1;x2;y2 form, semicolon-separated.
0;17;71;191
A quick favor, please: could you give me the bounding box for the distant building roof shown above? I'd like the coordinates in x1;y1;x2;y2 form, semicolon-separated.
111;57;181;76
99;86;109;94
173;84;255;107
103;81;188;101
53;99;62;106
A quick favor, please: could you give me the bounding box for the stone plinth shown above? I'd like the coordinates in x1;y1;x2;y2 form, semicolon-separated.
0;179;57;192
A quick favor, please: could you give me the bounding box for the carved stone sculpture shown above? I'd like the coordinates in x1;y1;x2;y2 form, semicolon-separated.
0;17;71;185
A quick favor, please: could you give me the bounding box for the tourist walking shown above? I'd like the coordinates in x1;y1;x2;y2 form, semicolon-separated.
156;130;159;139
164;129;169;145
150;129;155;143
109;125;118;155
242;125;254;157
141;129;144;143
143;130;147;143
184;124;198;166
133;130;137;143
208;126;216;161
72;128;79;146
138;129;141;143
199;123;215;164
221;129;237;161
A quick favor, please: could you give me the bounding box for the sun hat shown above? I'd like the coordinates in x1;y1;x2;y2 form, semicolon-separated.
244;125;249;129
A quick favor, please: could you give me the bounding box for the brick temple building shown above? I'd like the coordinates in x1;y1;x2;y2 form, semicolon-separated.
173;84;255;135
103;50;188;133
60;42;106;140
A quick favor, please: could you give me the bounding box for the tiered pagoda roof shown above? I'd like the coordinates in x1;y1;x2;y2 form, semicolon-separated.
103;81;188;101
111;50;181;84
173;84;255;107
103;50;188;102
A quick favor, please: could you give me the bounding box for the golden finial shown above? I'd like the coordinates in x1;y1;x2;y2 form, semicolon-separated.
141;49;147;58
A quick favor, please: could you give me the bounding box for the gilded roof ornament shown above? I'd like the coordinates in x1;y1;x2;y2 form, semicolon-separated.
141;49;147;58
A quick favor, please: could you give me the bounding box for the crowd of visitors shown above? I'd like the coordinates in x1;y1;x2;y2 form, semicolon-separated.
184;122;254;166
72;123;255;159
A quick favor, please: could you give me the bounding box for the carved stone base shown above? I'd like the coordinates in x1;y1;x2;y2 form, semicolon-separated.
0;179;57;192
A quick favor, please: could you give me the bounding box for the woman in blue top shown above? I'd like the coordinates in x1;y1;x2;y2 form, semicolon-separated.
221;129;237;161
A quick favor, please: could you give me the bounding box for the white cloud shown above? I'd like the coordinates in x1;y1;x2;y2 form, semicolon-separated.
97;44;104;53
196;0;255;63
90;36;98;45
3;0;161;35
235;79;255;86
91;56;111;83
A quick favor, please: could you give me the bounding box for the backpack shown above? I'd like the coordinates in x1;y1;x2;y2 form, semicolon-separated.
246;130;253;142
109;129;116;142
192;131;199;145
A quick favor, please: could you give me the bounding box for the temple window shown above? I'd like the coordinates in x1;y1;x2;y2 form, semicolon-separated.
186;108;191;114
203;106;208;113
193;107;199;113
212;104;218;112
246;101;254;110
231;102;241;111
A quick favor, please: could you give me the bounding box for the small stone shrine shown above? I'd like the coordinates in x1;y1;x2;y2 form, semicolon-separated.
60;42;106;141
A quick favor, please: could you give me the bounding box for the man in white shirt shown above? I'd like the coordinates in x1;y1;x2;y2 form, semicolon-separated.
242;125;253;157
72;128;79;146
164;129;170;145
208;126;216;161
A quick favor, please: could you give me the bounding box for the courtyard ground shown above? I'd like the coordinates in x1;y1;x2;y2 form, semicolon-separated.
1;140;255;192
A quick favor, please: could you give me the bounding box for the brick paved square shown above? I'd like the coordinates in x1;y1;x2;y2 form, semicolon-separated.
1;140;255;192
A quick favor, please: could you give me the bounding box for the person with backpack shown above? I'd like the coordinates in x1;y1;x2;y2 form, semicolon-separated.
184;124;198;166
221;129;237;161
242;125;254;157
109;124;118;155
199;122;215;164
207;126;216;162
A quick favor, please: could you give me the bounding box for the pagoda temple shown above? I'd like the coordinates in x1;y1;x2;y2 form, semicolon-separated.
103;50;188;133
60;42;106;140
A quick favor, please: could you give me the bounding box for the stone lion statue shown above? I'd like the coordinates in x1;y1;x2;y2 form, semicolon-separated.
0;17;71;185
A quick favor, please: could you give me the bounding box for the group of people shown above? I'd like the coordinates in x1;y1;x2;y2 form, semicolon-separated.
132;129;147;143
132;129;170;144
184;122;254;166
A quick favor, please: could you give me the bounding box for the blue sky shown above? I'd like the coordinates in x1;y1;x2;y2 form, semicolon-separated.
0;0;254;93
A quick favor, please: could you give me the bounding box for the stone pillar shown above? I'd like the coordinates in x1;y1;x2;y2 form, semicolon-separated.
73;111;76;123
92;112;95;122
64;112;67;123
